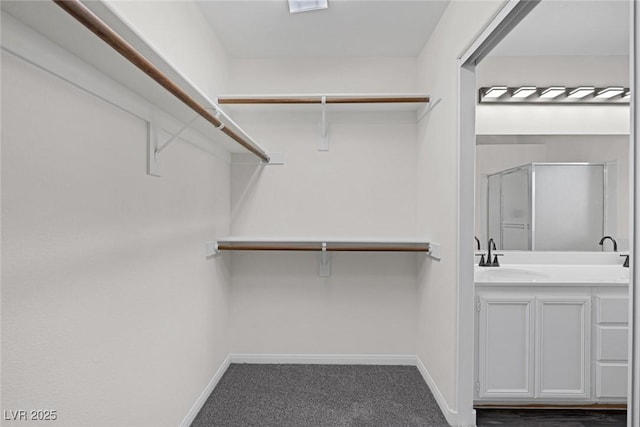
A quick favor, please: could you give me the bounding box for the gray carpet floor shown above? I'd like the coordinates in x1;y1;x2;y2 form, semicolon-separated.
191;364;449;427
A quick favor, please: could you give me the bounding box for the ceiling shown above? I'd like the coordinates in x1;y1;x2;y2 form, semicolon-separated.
198;0;449;58
490;0;629;57
198;0;630;59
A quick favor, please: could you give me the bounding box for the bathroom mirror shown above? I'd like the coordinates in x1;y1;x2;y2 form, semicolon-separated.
481;160;619;251
474;0;630;252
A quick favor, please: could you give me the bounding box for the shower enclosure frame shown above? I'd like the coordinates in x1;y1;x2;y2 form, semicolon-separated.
485;162;612;251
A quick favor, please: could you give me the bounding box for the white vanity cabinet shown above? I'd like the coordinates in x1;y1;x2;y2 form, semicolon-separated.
475;284;628;404
476;289;590;401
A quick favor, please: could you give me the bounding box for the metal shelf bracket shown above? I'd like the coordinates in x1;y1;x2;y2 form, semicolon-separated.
318;96;330;151
319;242;331;277
417;97;441;122
155;115;201;156
205;241;219;257
147;111;216;177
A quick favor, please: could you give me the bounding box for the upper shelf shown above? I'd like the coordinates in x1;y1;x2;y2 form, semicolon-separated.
1;0;269;161
216;93;432;113
213;236;434;254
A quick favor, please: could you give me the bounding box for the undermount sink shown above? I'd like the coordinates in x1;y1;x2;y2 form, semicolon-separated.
475;267;549;283
474;264;629;284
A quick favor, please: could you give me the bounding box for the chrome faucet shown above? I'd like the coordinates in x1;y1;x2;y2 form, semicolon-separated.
598;236;618;252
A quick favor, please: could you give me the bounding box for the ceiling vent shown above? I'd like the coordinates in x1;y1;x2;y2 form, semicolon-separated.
288;0;328;14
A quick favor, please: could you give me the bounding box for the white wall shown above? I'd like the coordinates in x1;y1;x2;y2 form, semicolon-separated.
230;251;418;355
1;49;230;427
105;0;231;97
2;3;239;425
228;57;418;94
415;0;507;422
225;57;420;356
230;112;418;236
478;55;629;87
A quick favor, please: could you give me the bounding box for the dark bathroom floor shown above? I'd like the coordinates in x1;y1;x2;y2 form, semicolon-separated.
475;408;627;427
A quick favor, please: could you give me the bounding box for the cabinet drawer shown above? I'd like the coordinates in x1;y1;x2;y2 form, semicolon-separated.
597;326;628;361
596;297;629;324
595;362;628;398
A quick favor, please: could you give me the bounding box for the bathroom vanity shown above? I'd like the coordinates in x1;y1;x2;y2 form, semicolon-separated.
474;255;629;405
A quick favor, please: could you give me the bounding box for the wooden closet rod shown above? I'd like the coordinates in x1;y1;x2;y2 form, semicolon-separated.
216;244;430;253
53;0;270;163
217;95;430;105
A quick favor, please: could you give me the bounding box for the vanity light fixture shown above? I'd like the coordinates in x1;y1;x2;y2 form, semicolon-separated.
484;86;508;98
567;86;595;99
512;86;537;98
288;0;328;13
479;86;630;104
596;87;625;99
539;86;566;99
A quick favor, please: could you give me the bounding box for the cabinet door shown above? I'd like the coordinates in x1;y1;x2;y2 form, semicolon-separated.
500;168;531;250
478;297;535;398
536;297;591;399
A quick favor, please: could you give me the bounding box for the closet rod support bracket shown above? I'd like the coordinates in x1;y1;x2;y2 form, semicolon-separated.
417;97;441;122
427;242;442;261
318;96;330;151
147;120;161;177
319;242;331;277
205;241;219;257
264;153;285;165
155;114;202;157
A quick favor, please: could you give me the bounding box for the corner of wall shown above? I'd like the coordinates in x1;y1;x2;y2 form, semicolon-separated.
415;356;476;427
413;0;511;424
179;355;232;427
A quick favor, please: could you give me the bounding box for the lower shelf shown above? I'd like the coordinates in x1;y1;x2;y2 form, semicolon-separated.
211;237;434;254
206;237;440;277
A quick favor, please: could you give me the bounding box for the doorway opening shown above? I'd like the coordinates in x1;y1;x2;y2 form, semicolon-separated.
457;1;636;426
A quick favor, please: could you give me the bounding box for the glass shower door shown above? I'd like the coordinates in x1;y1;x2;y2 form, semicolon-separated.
500;167;531;250
533;164;604;251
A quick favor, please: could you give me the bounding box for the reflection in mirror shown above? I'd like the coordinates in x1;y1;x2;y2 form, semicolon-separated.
475;136;629;251
476;135;629;251
484;162;611;251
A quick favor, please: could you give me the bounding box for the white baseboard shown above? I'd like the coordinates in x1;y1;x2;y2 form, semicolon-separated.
179;354;231;427
229;353;417;366
416;356;475;427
